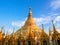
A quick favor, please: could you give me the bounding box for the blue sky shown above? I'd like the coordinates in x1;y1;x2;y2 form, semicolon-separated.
0;0;60;34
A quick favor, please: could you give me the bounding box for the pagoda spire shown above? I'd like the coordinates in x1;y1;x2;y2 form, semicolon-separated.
42;24;44;32
52;20;57;33
29;7;32;14
1;26;4;32
49;27;52;36
6;30;9;36
5;30;9;38
28;7;32;19
12;28;15;37
49;27;50;35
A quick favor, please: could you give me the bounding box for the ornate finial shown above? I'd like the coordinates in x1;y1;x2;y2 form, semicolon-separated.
49;27;51;35
6;30;8;36
28;7;32;19
42;24;44;32
52;20;54;25
52;20;57;33
1;27;3;32
29;7;32;14
0;26;4;33
52;20;55;28
49;27;53;36
52;20;54;29
49;27;50;30
12;27;15;36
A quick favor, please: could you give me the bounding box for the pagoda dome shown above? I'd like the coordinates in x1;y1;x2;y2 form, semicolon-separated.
15;8;42;39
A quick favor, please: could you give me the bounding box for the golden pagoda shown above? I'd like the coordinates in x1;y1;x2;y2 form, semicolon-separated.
14;8;49;45
15;8;42;38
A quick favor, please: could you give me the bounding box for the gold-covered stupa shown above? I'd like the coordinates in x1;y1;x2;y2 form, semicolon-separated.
15;8;42;39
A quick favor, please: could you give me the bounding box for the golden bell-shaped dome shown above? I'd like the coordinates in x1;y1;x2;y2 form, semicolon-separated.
21;8;41;31
15;8;42;39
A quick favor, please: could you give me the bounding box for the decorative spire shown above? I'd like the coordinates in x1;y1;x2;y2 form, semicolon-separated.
1;26;4;32
49;27;53;36
6;30;8;36
42;24;44;32
29;7;32;14
5;30;9;38
52;20;57;33
13;28;14;33
28;7;32;19
49;27;51;35
12;28;15;37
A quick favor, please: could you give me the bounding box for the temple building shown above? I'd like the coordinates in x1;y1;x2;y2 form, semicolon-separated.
0;8;60;45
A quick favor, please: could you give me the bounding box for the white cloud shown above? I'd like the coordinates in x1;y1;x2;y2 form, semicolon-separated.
12;20;25;28
55;16;60;21
34;16;52;26
50;0;60;10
